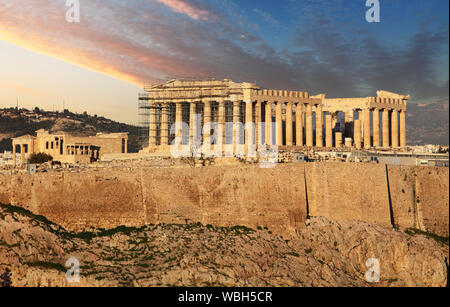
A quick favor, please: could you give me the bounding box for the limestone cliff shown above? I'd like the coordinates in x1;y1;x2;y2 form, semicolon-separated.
0;204;447;287
0;163;448;237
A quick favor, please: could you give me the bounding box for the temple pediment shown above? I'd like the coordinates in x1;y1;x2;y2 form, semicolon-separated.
377;90;410;100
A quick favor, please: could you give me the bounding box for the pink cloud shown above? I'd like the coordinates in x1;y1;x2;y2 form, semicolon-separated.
0;0;293;90
154;0;211;21
0;0;213;86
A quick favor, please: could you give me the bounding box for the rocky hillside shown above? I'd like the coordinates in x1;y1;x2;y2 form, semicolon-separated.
0;108;141;153
0;203;447;287
407;100;449;145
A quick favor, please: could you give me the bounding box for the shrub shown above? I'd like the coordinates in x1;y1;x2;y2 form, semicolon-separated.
26;261;66;272
0;269;12;287
285;251;300;257
405;228;449;245
28;152;53;164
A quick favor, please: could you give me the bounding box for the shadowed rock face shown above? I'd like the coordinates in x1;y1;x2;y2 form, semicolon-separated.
0;204;447;287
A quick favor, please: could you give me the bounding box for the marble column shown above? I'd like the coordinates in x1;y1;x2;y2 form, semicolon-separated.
335;132;343;148
382;109;390;148
276;102;283;146
149;104;157;146
325;114;332;148
286;102;293;146
189;102;196;148
358;110;363;140
265;102;272;146
295;103;303;146
373;108;380;147
391;109;399;148
332;113;338;133
175;102;183;143
345;138;353;148
306;104;313;147
20;144;25;164
161;103;169;146
400;110;406;147
255;101;262;147
354;120;361;149
218;100;226;153
203;100;211;147
315;105;323;147
363;108;371;149
245;100;253;155
12;144;16;166
233;100;240;155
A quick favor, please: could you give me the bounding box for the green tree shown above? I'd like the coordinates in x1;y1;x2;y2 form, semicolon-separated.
28;152;53;164
0;269;12;287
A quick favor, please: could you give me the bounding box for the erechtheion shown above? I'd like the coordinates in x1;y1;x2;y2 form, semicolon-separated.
12;129;128;165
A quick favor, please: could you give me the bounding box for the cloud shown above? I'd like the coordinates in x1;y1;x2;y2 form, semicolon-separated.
0;80;52;98
154;0;212;21
253;8;279;25
284;0;449;102
0;0;447;105
0;0;292;88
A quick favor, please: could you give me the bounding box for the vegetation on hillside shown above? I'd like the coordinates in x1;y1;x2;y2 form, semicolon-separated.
0;107;141;153
28;153;53;164
0;269;12;287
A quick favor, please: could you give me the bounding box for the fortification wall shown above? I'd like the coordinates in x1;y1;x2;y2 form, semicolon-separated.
413;167;449;236
0;163;448;238
305;163;392;227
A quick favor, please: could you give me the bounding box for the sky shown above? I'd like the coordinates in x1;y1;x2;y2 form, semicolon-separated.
0;0;448;124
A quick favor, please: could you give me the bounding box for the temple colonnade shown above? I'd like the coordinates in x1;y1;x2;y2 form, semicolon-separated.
142;80;409;155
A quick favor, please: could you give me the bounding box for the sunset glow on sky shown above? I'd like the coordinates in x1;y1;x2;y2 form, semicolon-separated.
0;0;448;124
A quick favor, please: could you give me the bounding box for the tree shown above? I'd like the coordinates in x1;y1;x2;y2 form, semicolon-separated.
28;152;53;164
0;269;12;287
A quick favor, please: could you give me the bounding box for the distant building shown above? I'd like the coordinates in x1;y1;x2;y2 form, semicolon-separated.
0;151;19;167
411;144;449;154
11;129;128;165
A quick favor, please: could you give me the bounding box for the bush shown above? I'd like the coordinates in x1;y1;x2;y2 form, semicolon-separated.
28;152;53;164
405;228;449;245
0;269;12;287
26;261;66;272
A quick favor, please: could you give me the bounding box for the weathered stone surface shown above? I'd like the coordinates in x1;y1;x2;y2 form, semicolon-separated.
305;163;392;228
0;205;447;287
387;165;418;229
0;163;448;237
414;167;449;236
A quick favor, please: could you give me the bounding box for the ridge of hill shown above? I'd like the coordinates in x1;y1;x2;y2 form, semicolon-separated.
407;100;449;146
0;108;141;153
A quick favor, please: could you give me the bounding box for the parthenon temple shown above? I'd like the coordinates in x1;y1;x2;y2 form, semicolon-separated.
139;79;409;156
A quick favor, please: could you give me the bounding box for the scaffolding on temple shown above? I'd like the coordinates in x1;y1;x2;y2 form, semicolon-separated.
138;93;150;150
